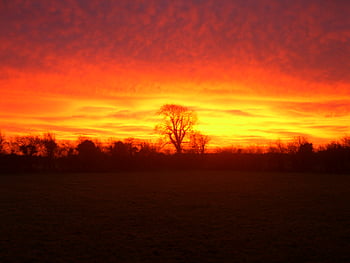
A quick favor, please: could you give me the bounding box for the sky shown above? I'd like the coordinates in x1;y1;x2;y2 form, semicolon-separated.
1;0;349;147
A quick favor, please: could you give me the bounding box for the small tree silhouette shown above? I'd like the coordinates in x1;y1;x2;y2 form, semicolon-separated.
77;140;99;159
109;141;128;158
76;139;101;170
41;133;58;169
190;131;210;154
41;133;58;159
295;136;314;171
0;131;4;154
17;136;40;157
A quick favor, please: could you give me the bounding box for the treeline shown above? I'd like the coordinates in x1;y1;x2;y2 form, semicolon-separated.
0;133;350;174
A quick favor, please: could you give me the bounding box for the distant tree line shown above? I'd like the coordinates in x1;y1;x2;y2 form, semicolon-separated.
0;131;350;174
1;104;349;173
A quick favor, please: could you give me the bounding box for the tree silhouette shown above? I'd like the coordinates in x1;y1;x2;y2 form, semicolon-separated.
156;104;196;154
41;133;58;169
190;131;210;154
341;136;350;148
41;133;58;159
77;140;99;159
109;140;136;158
0;132;4;154
17;136;40;157
295;136;314;171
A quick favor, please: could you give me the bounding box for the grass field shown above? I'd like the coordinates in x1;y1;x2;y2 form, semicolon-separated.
1;171;350;262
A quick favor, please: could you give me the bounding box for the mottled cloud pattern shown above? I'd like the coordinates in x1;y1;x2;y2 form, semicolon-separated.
0;0;349;145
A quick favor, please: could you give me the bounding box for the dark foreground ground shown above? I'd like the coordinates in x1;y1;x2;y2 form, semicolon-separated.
1;171;350;262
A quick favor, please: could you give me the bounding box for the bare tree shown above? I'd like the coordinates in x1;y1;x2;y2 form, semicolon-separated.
156;104;196;154
268;139;286;154
190;131;210;154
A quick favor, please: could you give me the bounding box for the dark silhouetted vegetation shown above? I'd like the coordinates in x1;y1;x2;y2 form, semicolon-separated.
0;131;350;174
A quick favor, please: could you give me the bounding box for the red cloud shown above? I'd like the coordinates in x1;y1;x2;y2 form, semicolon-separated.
1;0;349;83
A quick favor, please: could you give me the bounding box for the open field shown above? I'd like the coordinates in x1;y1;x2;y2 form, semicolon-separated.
1;171;350;262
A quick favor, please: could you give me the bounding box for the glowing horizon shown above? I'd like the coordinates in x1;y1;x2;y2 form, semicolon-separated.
1;0;349;147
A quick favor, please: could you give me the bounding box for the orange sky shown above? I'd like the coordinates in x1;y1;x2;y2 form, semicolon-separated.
1;0;349;147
